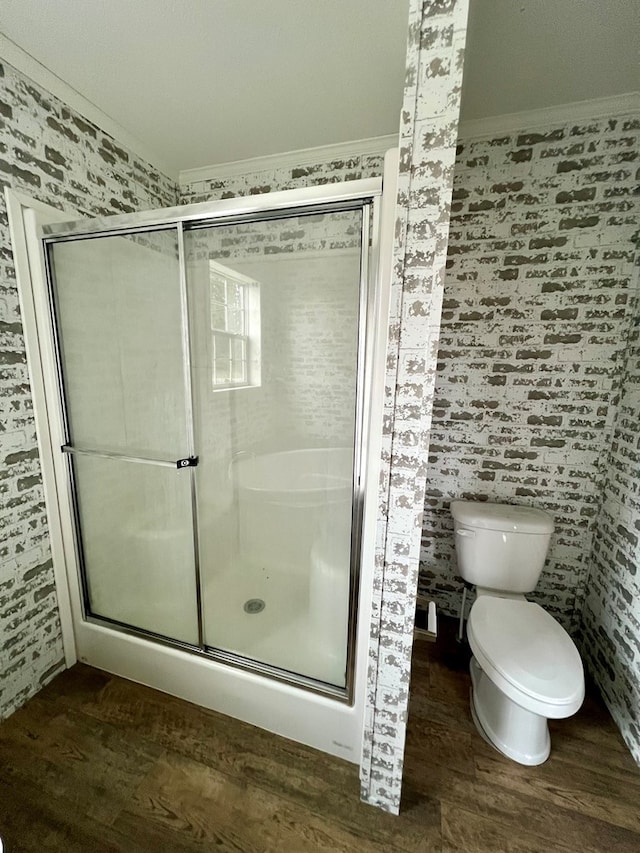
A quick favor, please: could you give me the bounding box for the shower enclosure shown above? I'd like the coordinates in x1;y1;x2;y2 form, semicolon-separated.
38;178;385;722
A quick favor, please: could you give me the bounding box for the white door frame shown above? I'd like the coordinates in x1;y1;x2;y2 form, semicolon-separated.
5;188;80;667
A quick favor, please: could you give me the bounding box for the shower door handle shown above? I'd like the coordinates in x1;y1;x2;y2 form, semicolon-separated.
176;456;199;469
60;445;198;470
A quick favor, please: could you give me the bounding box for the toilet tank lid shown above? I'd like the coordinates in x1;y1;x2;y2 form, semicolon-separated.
450;500;554;534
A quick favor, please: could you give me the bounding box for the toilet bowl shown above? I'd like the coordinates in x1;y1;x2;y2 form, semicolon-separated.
467;594;584;764
450;499;585;765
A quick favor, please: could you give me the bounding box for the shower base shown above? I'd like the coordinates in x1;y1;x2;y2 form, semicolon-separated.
203;556;348;688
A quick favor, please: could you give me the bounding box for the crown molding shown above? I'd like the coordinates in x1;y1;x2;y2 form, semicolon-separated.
458;92;640;141
0;33;178;180
179;134;398;186
182;93;639;187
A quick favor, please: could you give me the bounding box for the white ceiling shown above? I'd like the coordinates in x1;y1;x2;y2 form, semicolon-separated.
0;0;637;176
462;0;639;121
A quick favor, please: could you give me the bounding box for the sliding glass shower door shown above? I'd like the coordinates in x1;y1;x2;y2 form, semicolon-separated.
44;189;374;695
185;208;364;687
49;229;201;645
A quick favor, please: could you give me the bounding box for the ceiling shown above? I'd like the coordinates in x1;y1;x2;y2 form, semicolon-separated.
0;0;637;175
462;0;639;121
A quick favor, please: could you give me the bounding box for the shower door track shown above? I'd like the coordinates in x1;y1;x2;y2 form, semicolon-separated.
41;179;383;704
41;192;372;241
80;611;350;700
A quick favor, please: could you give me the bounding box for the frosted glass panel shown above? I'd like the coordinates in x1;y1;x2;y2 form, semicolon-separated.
74;455;199;644
185;209;363;688
46;200;367;692
50;230;188;458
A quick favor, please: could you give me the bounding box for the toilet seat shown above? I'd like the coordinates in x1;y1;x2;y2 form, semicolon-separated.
467;597;584;718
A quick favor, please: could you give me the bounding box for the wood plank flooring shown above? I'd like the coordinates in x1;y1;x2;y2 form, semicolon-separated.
0;617;638;852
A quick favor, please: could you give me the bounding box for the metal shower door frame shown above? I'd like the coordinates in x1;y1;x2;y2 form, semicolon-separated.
41;178;382;702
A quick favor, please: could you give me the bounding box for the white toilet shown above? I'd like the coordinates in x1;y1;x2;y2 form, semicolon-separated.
450;499;585;766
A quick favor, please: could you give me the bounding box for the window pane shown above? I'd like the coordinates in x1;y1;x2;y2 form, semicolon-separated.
227;307;245;335
211;301;226;330
210;276;226;303
212;334;231;362
231;338;246;362
231;359;246;384
214;359;231;384
228;281;243;310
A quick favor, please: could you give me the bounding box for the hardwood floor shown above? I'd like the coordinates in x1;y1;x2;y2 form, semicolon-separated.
0;618;638;852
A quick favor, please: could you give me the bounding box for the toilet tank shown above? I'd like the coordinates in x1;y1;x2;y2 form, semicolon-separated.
450;500;554;593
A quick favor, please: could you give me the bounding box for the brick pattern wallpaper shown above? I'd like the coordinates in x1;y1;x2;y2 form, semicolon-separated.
581;253;640;764
180;155;384;205
0;59;178;719
360;0;468;813
419;111;640;634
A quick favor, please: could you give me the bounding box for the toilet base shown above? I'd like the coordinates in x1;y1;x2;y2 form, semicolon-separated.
469;657;550;766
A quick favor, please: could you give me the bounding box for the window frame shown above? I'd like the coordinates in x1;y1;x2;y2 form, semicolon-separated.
208;260;260;390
